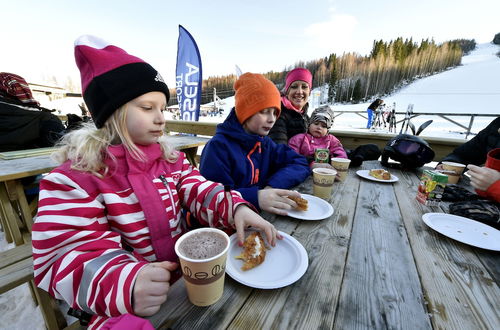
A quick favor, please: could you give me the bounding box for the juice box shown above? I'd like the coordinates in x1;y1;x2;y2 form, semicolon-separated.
314;148;330;163
416;170;448;206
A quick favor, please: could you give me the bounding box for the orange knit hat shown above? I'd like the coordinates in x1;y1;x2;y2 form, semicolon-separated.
234;73;281;124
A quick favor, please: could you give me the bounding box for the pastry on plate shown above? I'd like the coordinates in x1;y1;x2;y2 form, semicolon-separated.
369;169;391;180
235;232;267;271
288;195;308;211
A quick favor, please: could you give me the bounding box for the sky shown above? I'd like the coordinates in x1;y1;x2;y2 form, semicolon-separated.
1;0;499;90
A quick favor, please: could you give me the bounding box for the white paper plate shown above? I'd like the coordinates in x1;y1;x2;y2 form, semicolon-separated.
356;169;399;183
422;213;500;251
226;231;308;289
286;194;334;220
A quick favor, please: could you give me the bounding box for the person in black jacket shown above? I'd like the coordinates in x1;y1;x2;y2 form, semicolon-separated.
366;98;384;128
436;116;500;167
268;67;312;144
0;72;65;152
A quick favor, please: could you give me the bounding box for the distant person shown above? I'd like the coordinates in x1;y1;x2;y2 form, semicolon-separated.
200;72;310;215
366;98;384;129
436;116;500;168
268;67;312;144
0;72;65;151
288;105;347;169
32;35;279;329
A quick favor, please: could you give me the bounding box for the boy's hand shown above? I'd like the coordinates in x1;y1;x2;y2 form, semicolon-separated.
234;205;282;247
133;261;178;316
258;188;301;216
467;164;500;191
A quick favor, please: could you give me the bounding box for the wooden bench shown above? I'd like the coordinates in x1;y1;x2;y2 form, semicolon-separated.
0;243;33;293
0;244;70;329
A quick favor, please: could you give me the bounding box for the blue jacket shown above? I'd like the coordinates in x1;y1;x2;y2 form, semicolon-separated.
200;109;310;209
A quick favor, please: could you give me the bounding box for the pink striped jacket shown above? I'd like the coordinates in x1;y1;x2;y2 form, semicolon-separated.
32;143;246;320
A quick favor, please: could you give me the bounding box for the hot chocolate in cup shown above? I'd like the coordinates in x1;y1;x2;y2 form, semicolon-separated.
441;161;466;184
175;228;230;306
312;167;337;200
331;158;351;181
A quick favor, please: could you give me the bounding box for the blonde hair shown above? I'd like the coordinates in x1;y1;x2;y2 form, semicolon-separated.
53;104;179;177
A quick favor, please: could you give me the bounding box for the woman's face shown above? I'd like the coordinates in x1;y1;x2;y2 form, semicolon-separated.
286;80;310;110
125;92;166;145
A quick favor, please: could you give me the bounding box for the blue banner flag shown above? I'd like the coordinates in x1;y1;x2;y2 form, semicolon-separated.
175;25;202;121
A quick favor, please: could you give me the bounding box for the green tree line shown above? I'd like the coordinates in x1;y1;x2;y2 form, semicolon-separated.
169;37;476;105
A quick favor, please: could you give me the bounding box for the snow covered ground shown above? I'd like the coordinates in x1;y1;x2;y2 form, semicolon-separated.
1;42;499;329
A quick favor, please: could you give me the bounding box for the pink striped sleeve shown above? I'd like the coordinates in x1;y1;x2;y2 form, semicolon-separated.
32;171;148;317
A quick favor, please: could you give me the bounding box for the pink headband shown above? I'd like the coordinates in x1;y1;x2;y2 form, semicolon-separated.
284;68;312;92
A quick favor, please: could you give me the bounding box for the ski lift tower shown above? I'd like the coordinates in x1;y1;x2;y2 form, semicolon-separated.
213;88;224;111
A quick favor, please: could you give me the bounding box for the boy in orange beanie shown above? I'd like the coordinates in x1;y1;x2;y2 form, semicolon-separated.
200;73;310;215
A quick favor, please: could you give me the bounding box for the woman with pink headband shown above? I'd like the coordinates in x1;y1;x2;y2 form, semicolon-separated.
268;67;312;144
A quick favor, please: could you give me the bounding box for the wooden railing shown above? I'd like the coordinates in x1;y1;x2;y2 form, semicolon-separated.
164;120;464;161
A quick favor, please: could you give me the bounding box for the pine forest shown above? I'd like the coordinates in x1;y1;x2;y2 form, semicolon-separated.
170;38;476;106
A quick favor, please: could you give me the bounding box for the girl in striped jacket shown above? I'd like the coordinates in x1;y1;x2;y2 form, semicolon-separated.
31;35;279;329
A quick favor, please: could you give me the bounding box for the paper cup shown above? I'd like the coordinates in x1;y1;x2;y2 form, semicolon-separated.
441;161;466;184
175;228;230;306
331;158;351;181
312;168;337;200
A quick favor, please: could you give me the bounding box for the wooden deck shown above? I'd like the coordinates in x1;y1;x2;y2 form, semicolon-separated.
148;161;499;329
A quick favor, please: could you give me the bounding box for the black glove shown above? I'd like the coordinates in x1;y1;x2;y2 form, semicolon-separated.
442;184;481;202
448;200;500;230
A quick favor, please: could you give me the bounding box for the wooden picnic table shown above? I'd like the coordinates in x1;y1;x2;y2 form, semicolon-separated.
148;160;499;330
0;135;210;246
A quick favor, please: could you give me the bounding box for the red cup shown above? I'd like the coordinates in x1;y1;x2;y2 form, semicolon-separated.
485;148;500;171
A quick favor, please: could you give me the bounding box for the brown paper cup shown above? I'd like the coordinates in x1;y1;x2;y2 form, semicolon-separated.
442;161;466;184
174;228;230;306
312;168;337;200
331;158;351;181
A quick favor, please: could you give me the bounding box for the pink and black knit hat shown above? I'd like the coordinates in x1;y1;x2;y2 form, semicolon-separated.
284;67;313;93
74;35;169;128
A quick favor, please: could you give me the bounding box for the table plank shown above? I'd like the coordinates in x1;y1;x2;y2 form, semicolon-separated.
395;170;500;329
149;274;253;329
147;161;499;330
228;170;361;329
0;136;209;182
0;155;58;182
166;135;210;149
474;250;500;287
335;163;432;329
0;147;57;160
